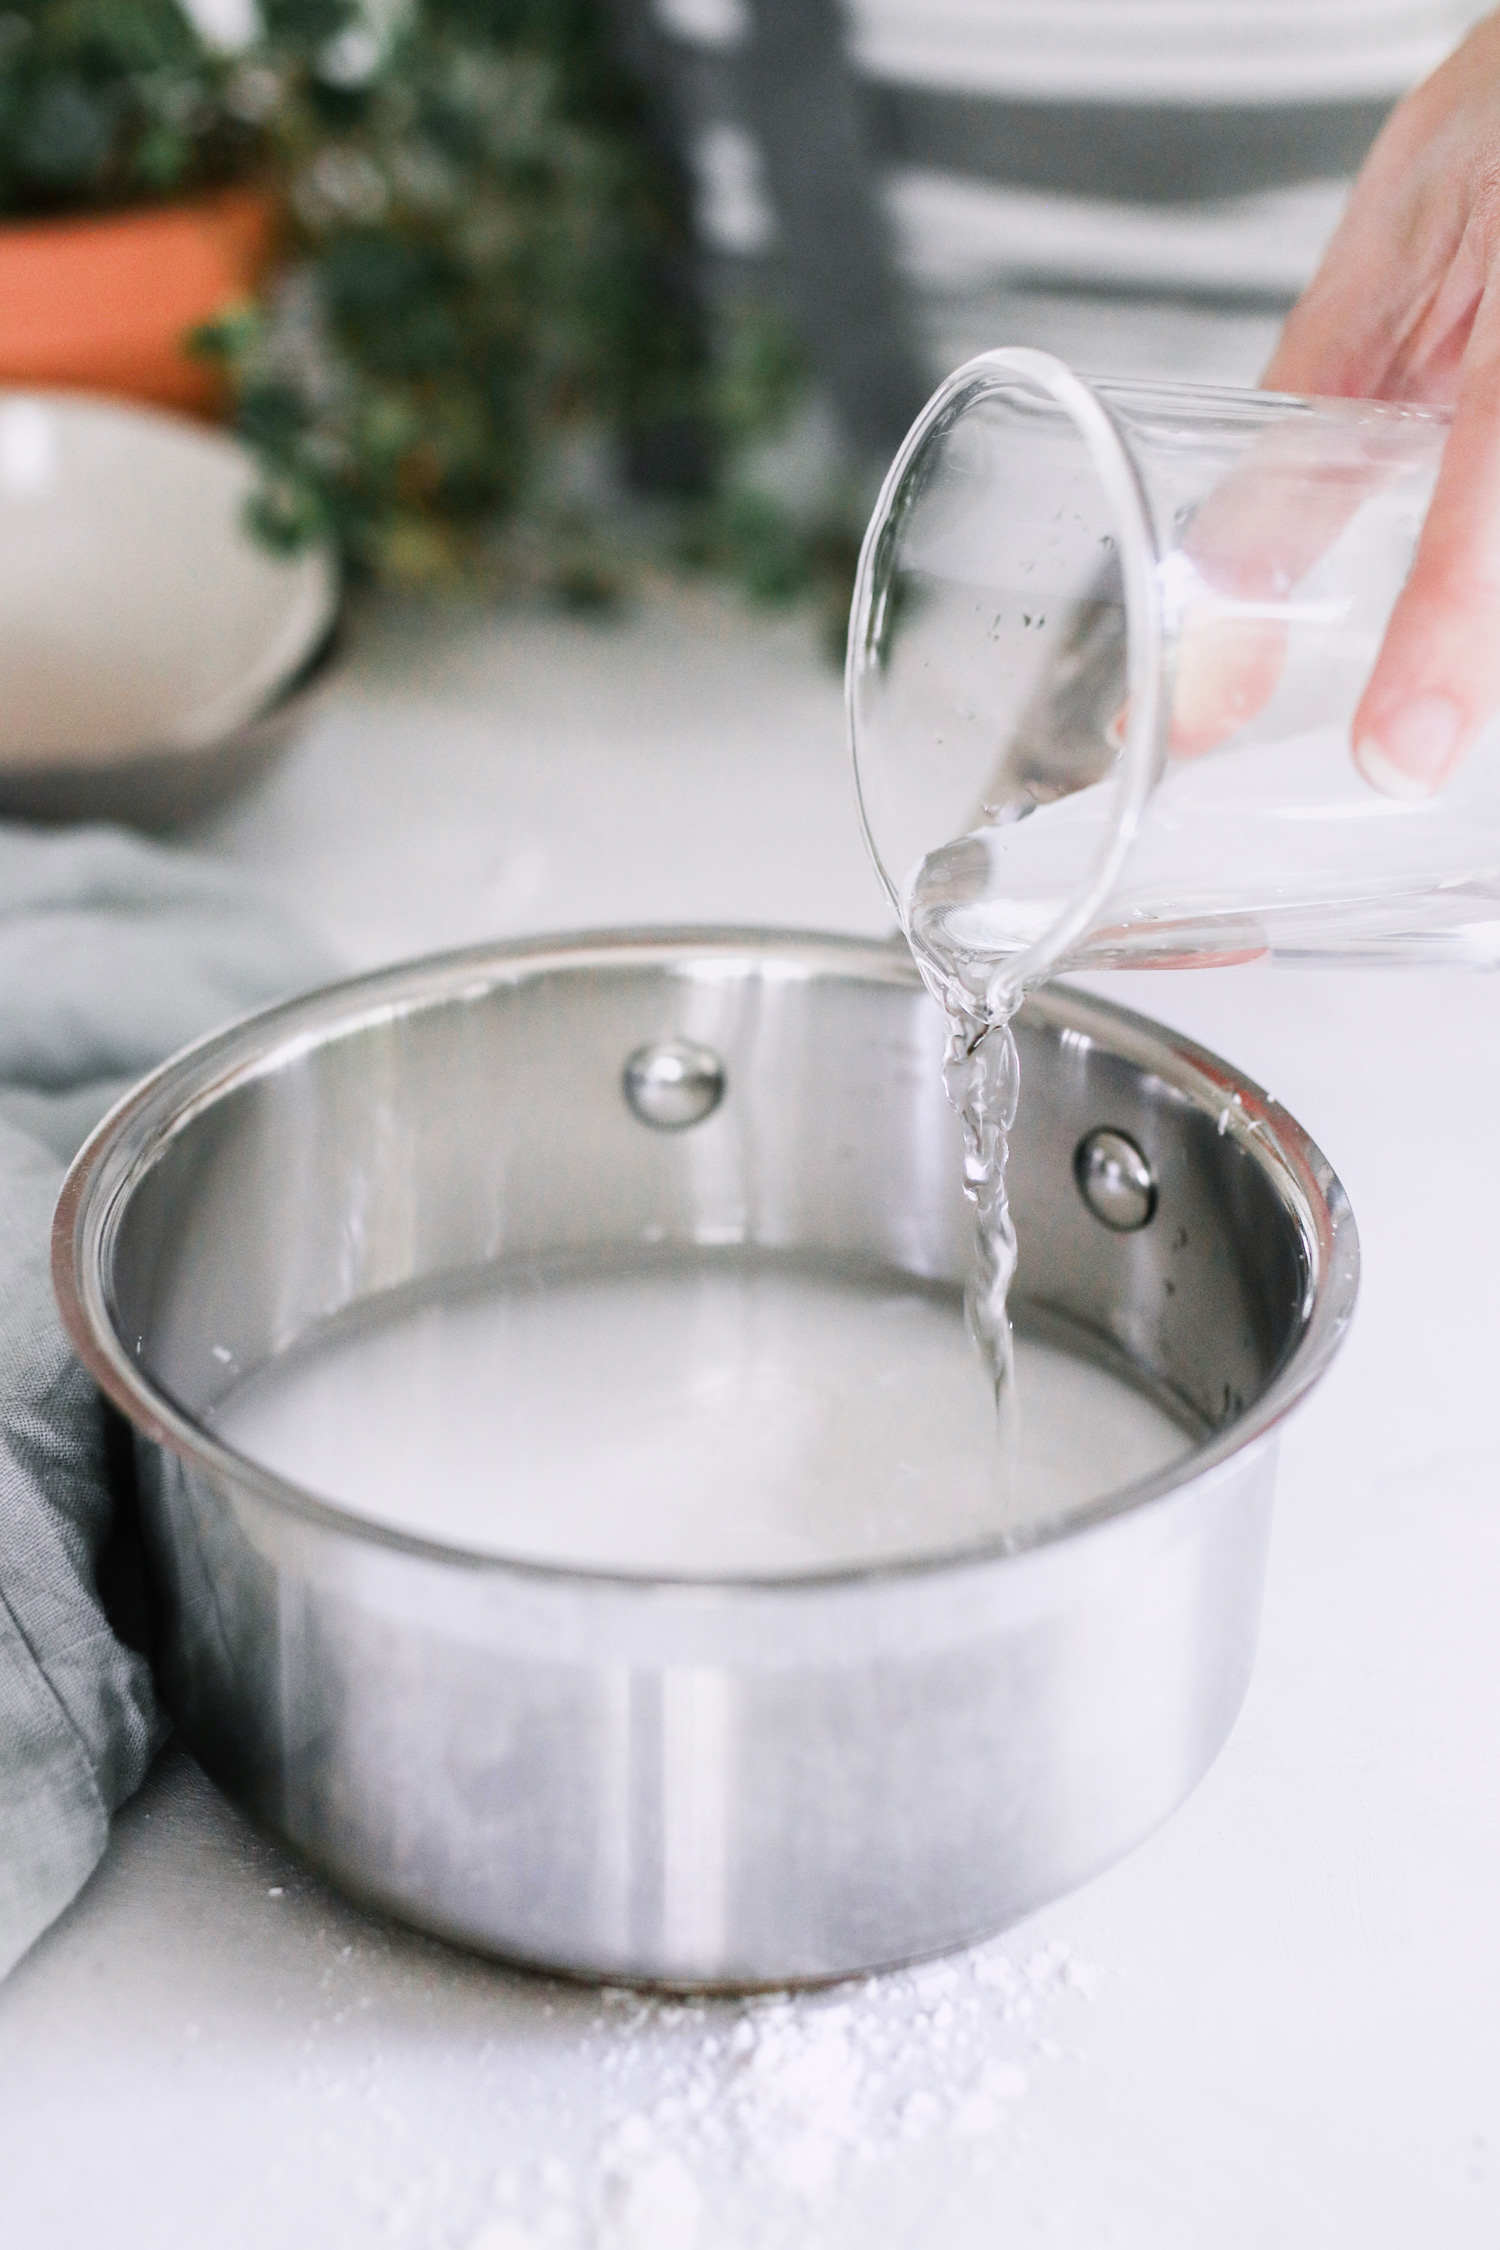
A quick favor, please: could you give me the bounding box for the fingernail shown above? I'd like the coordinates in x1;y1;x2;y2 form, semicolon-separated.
1355;693;1462;798
1353;738;1436;801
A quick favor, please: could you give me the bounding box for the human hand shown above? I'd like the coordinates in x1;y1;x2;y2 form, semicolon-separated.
1263;9;1500;797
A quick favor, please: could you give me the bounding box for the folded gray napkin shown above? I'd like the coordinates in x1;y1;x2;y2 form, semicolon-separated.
0;824;333;1979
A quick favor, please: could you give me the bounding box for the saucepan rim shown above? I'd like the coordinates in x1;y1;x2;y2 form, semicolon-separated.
51;925;1359;1593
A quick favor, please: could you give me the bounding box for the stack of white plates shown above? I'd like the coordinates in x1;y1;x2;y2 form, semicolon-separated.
658;0;1487;388
888;171;1351;302
852;0;1487;381
849;0;1489;105
885;172;1349;386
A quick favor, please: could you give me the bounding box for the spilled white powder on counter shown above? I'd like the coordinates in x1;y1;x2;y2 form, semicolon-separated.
461;1937;1105;2250
256;1817;1109;2250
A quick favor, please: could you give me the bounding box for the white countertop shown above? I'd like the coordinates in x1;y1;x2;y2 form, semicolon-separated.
4;587;1498;2248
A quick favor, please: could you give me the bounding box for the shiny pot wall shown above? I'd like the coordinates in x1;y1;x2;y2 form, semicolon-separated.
54;931;1357;1987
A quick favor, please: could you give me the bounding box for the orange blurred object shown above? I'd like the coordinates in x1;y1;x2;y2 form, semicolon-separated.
0;187;274;416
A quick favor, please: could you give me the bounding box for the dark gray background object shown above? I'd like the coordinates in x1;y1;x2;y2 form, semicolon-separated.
610;0;1393;466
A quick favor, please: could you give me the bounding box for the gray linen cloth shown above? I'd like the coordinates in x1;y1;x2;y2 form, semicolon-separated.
0;824;333;1979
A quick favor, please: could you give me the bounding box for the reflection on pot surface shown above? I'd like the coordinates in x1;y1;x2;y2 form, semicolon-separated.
54;931;1356;1987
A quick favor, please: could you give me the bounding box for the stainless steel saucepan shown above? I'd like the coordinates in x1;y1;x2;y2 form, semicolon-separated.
53;930;1357;1987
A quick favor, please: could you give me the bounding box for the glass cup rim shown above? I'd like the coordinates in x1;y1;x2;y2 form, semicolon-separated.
845;345;1168;1005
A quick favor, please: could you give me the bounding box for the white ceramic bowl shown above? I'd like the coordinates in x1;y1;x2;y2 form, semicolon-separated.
0;390;338;781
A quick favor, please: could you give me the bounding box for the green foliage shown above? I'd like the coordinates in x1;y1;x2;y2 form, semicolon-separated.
2;0;852;636
190;0;714;587
0;0;264;213
712;302;803;449
682;487;862;662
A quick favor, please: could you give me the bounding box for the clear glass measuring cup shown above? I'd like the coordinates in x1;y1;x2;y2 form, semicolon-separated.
847;347;1500;1020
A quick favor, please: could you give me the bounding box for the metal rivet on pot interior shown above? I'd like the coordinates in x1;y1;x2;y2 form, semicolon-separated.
623;1039;726;1130
1074;1127;1157;1232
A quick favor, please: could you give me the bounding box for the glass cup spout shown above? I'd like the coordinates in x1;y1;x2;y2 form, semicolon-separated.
846;347;1500;1022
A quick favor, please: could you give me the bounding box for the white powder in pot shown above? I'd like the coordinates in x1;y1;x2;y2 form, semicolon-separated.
209;1252;1189;1574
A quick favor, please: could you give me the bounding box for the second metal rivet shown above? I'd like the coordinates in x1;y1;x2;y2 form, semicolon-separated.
623;1039;726;1131
1074;1127;1157;1232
